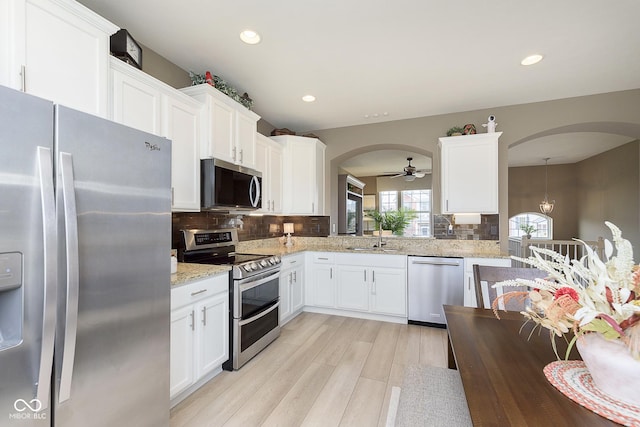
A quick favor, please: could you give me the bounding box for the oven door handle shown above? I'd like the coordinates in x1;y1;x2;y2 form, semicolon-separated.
239;301;280;326
237;269;281;292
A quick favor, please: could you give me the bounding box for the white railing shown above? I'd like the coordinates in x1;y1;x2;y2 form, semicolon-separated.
509;236;605;267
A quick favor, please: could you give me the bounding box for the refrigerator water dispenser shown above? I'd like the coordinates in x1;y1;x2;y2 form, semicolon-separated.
0;252;23;351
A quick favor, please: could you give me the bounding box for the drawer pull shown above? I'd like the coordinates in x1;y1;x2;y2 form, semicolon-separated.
318;257;329;260
191;289;207;296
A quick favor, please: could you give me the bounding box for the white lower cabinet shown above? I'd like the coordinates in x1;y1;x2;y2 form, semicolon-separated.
463;257;511;307
336;265;369;311
170;273;229;403
305;252;407;319
336;254;407;317
280;253;305;324
307;252;336;308
369;267;407;316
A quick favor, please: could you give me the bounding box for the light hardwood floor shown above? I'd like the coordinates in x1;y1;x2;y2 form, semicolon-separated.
170;312;448;427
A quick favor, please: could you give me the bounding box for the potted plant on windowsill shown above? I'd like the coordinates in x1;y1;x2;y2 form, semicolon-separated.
365;208;416;236
520;223;536;239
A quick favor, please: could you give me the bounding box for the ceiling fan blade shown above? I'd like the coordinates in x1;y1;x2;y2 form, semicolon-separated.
415;172;426;178
389;173;405;178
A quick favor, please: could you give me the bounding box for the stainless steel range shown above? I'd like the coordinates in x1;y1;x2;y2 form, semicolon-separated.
180;229;281;370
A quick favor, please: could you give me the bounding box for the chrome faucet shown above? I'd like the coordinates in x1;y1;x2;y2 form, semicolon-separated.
375;230;386;248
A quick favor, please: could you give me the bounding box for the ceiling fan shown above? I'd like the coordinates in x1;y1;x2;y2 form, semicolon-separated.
389;157;430;181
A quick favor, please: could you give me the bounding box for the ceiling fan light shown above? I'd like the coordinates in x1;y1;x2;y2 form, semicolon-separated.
404;174;416;182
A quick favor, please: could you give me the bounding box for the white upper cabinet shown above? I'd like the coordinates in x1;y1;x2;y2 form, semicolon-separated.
163;93;202;212
109;57;162;135
271;135;326;215
255;133;283;214
2;0;118;116
109;57;202;212
439;132;501;214
235;109;257;168
181;84;260;169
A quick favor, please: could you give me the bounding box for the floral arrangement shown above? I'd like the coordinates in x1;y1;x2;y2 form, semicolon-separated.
494;222;640;359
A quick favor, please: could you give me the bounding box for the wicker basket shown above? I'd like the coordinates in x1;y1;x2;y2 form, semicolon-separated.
271;128;296;136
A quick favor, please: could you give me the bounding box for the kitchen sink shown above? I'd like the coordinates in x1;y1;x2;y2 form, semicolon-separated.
345;247;398;252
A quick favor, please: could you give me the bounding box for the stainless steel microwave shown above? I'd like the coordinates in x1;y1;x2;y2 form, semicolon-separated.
201;158;262;211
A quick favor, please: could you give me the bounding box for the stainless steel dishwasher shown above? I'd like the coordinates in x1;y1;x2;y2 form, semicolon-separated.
407;256;464;327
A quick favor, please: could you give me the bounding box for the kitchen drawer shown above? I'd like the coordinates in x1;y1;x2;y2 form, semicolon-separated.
281;252;305;268
309;252;335;263
171;273;229;310
336;252;406;269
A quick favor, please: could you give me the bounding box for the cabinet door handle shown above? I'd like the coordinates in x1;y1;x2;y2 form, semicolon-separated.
372;270;375;283
240;149;244;163
312;202;315;213
171;187;174;206
191;289;207;296
293;271;297;282
364;270;366;282
190;310;195;331
20;65;26;92
232;146;237;161
290;260;297;264
330;267;333;279
202;306;207;326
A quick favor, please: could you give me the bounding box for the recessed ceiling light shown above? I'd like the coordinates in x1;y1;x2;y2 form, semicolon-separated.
240;30;261;45
521;54;543;66
302;95;316;102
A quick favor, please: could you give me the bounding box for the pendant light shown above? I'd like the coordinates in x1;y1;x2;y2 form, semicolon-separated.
539;158;555;215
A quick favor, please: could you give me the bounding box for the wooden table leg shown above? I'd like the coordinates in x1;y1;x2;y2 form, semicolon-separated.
447;333;457;370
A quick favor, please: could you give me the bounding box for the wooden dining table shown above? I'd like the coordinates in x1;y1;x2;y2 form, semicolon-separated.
443;305;621;426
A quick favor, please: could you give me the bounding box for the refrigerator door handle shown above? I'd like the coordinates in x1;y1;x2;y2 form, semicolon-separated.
36;146;57;410
58;152;80;403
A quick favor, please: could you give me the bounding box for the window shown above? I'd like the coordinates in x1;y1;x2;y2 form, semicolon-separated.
509;213;553;239
378;189;431;237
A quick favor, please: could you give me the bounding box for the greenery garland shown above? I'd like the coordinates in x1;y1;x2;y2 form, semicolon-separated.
188;71;253;110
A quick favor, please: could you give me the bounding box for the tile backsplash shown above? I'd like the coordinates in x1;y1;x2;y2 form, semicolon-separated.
172;212;330;249
172;212;497;250
432;214;499;240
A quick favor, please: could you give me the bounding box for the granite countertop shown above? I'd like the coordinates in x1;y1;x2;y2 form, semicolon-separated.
171;238;510;286
242;244;510;259
171;263;231;287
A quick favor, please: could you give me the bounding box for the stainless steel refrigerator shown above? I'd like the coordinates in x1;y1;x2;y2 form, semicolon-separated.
0;85;172;426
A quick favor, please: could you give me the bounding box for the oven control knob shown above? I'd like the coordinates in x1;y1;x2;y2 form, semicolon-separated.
249;262;258;270
268;257;276;265
260;260;269;267
243;264;253;272
273;256;281;264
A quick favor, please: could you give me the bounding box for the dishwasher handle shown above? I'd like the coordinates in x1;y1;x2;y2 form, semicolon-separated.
410;259;461;267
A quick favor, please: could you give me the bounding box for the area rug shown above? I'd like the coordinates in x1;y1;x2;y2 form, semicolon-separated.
394;364;472;427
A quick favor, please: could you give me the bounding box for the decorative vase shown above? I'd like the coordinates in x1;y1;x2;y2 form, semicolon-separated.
576;333;640;406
